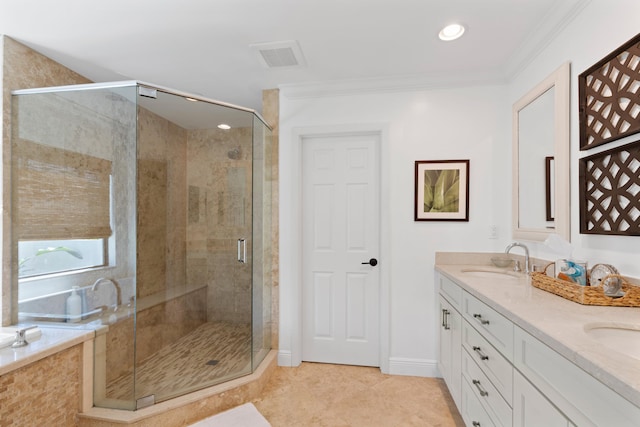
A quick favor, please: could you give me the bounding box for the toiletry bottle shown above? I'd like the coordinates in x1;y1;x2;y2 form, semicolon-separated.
66;286;82;323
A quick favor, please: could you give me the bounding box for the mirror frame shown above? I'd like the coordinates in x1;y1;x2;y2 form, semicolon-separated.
512;62;571;242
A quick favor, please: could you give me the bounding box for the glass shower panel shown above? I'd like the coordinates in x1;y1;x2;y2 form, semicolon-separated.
11;84;139;410
252;116;273;369
134;88;255;404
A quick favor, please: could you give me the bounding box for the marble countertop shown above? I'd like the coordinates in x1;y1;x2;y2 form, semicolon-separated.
435;254;640;409
0;325;94;376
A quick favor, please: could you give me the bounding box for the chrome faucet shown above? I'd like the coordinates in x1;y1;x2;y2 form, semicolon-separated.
505;242;530;274
91;278;122;311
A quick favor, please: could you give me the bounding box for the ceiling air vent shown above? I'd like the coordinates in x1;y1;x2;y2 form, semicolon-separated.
250;40;306;68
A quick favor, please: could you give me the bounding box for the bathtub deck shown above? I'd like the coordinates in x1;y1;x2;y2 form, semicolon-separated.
106;321;251;402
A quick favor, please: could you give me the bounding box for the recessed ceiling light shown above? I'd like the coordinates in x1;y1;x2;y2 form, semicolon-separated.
439;23;465;41
218;124;231;130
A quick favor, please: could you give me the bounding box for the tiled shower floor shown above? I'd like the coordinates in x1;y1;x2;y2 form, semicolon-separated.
106;322;251;402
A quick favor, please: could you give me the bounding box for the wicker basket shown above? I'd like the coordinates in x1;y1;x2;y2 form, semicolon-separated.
531;269;640;307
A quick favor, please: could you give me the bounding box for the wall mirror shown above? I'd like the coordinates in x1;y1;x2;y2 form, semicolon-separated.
512;62;570;242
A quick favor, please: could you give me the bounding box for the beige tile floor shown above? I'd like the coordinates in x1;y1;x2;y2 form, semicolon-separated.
252;362;465;427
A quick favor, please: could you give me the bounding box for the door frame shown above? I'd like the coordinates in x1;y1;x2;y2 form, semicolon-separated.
280;123;391;373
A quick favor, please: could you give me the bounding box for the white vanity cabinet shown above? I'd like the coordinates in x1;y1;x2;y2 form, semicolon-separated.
438;275;463;407
436;269;640;427
514;326;640;427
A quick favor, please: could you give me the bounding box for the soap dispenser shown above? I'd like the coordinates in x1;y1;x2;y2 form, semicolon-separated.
66;286;82;323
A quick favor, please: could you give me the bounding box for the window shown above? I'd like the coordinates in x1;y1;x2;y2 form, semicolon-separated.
18;239;107;279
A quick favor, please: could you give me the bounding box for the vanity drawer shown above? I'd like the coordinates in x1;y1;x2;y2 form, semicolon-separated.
461;375;498;427
462;350;512;427
463;291;513;361
439;274;463;311
462;319;513;404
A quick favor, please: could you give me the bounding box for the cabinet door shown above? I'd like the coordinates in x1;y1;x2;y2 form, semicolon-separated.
513;370;574;427
439;296;462;407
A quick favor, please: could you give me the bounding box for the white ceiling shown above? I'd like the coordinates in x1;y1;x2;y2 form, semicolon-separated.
1;0;586;111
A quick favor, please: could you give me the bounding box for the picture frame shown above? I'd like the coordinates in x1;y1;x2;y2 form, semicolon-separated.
414;159;469;221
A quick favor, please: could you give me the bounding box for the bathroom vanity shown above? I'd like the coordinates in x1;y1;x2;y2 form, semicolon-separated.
435;253;640;427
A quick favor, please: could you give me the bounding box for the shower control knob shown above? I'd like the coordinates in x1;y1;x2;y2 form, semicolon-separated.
361;258;378;267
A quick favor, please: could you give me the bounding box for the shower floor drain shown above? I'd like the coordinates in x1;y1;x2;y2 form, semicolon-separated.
206;360;219;366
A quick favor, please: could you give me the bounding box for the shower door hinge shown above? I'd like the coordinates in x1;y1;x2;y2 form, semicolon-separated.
136;394;155;409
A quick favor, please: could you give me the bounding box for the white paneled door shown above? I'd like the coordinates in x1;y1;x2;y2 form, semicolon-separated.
301;133;380;366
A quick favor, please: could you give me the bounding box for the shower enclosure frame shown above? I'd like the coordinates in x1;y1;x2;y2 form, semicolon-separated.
10;81;273;410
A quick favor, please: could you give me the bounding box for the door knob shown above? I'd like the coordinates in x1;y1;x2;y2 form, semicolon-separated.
361;258;378;266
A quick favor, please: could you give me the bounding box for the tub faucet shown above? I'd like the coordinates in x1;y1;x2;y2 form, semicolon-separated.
91;278;122;311
505;242;530;274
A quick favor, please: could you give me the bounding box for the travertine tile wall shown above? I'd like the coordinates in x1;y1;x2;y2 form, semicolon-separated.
137;106;188;299
186;127;254;324
0;345;83;426
262;89;279;349
2;36;91;326
0;36;91;425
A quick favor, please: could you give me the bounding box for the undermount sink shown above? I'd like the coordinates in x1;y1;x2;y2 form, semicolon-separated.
460;268;521;280
584;324;640;360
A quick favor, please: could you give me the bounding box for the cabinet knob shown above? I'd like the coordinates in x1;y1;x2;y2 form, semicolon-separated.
472;379;489;397
472;345;489;361
473;313;490;325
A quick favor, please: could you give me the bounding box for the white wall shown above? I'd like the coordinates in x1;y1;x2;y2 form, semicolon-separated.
279;0;640;375
507;0;640;276
279;86;510;374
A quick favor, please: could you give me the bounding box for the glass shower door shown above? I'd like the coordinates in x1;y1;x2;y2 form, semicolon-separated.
133;87;255;405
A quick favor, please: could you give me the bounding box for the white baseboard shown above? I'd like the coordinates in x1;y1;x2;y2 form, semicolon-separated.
388;357;439;377
277;350;294;367
278;352;438;377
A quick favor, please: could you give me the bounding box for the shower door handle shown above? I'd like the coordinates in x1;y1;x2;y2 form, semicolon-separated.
237;238;247;263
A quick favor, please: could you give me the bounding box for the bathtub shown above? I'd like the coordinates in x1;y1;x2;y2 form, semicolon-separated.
0;326;42;349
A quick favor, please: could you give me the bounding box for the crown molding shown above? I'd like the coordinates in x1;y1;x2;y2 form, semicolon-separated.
279;70;507;100
279;0;592;101
504;0;591;79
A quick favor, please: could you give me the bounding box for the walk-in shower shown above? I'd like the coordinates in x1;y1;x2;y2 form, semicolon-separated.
10;81;273;410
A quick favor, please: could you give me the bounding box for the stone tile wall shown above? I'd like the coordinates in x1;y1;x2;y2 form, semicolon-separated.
2;36;91;326
0;345;82;426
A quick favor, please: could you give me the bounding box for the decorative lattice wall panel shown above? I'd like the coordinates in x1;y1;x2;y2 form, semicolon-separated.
579;33;640;150
579;140;640;235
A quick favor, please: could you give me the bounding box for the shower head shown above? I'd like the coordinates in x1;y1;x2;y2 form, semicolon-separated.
227;147;242;160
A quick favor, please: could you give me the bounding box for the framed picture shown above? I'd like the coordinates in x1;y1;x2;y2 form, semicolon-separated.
414;159;469;221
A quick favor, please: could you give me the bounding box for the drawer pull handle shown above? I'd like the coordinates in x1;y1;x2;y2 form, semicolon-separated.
473;313;490;325
472;379;489;397
442;309;450;330
472;346;489;361
472;422;481;427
